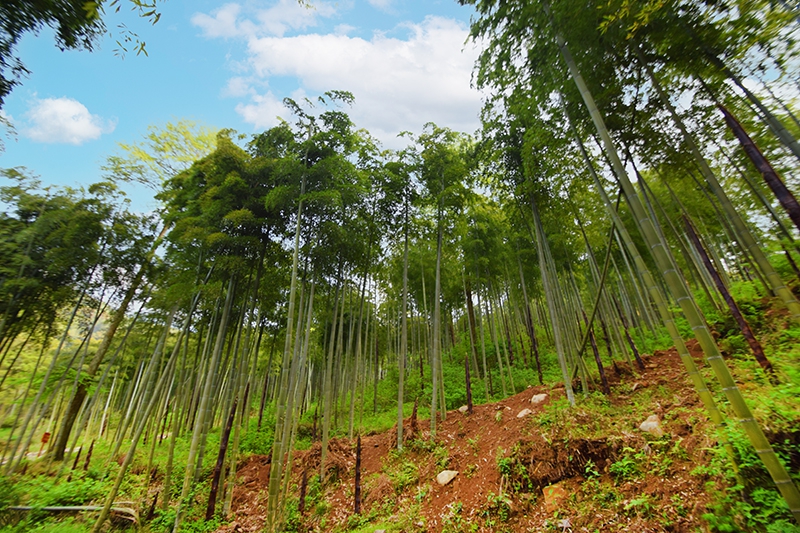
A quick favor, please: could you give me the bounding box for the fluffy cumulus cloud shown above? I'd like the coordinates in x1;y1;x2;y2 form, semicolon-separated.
193;3;483;147
24;97;115;145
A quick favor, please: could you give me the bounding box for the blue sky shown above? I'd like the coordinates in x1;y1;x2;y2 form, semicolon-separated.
0;0;483;211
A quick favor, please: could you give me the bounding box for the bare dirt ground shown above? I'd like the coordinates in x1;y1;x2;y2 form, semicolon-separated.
217;344;725;532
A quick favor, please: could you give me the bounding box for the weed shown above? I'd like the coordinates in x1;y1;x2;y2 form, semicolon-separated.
415;484;430;503
442;501;477;533
240;419;275;455
150;509;222;533
464;463;478;478
624;494;654;518
670;494;688;517
584;459;600;479
467;436;479;455
483;491;512;522
433;445;450;469
668;438;689;461
10;517;90;533
0;475;21;510
496;453;513;478
386;459;418;494
609;447;641;482
314;500;330;517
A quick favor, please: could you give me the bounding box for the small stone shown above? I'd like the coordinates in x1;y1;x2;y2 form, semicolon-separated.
531;393;548;404
436;470;459;486
543;483;567;513
374;530;386;533
639;414;665;437
517;408;532;418
458;405;469;413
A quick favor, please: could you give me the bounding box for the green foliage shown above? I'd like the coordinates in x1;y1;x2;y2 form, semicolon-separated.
407;437;450;471
608;447;641;482
690;421;800;532
584;459;600;479
0;517;89;533
483;491;512;522
702;483;800;533
104;120;219;188
12;477;104;507
441;501;475;533
151;507;221;533
0;475;21;510
496;455;513;477
283;496;302;533
623;494;654;518
384;453;419;494
241;416;275;455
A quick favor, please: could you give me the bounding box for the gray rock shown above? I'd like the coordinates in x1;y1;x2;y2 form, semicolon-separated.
639;414;665;437
517;408;533;418
436;470;459;486
530;393;548;404
458;405;469;413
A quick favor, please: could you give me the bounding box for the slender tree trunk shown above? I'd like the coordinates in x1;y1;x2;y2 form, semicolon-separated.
546;7;800;520
684;216;775;377
206;395;238;520
583;311;610;395
398;211;409;450
464;351;473;414
518;258;543;384
530;194;575;405
431;200;443;435
175;276;236;531
637;48;800;323
719;104;800;235
52;226;169;461
354;435;362;514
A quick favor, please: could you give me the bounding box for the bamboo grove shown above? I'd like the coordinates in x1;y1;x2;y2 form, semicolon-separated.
1;0;800;529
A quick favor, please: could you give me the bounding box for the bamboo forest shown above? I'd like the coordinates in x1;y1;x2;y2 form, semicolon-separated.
2;0;800;531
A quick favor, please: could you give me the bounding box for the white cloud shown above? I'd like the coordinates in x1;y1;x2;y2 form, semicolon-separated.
223;76;255;98
235;92;291;129
232;16;483;147
24;97;115;145
192;0;337;39
334;24;356;35
192;3;248;38
367;0;394;11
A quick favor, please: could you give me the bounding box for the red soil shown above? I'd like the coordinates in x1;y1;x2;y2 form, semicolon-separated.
218;344;721;532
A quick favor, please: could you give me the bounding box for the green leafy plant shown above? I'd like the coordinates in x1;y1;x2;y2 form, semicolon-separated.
386;459;419;494
609;447;641;482
467;436;479;455
624;494;654;518
464;463;478;478
584;459;600;479
442;501;477;533
483;491;512;522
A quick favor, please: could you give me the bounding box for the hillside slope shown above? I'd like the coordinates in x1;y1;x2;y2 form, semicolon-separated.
219;344;741;533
